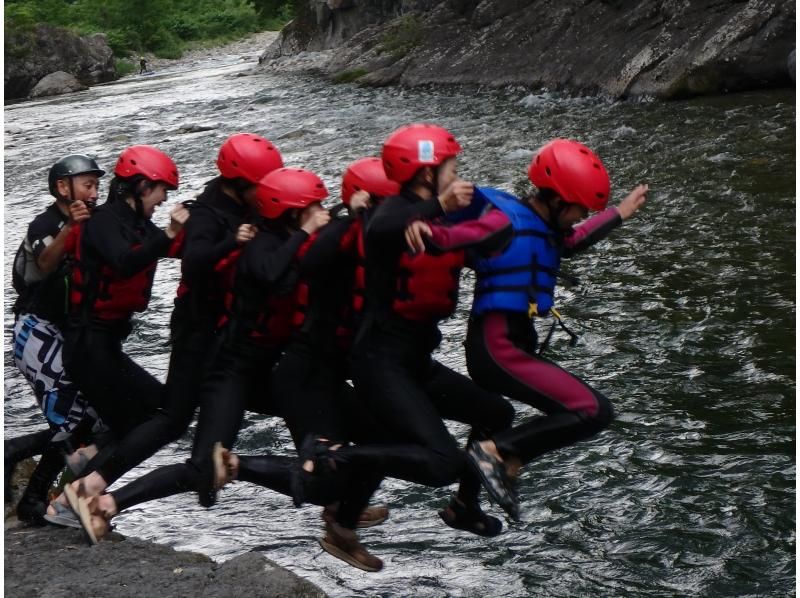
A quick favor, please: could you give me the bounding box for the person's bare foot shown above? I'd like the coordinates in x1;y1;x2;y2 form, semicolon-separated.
212;444;240;489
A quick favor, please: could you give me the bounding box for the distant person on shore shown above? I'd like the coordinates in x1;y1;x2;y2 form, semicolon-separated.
139;57;148;74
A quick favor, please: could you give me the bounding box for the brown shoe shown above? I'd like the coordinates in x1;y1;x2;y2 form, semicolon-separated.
356;505;389;528
319;521;383;572
322;503;390;529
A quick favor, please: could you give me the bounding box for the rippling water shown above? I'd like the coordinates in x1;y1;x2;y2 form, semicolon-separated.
4;52;795;597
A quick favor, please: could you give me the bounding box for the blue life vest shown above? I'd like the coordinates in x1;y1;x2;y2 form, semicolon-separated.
471;187;560;316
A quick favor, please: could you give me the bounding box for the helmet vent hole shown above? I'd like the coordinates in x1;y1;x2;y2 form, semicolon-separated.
596;192;605;199
130;159;137;165
400;157;410;164
593;163;600;170
545;166;551;176
316;183;324;188
254;139;262;143
580;149;589;155
232;160;238;167
271;198;279;203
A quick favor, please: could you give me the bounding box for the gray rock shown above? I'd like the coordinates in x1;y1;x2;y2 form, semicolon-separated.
177;123;219;134
4;525;326;598
29;71;88;98
5;25;116;100
260;0;796;99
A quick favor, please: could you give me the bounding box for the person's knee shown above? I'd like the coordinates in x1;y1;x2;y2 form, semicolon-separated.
583;393;614;431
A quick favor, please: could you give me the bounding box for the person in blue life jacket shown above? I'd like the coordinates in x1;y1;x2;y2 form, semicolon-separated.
404;138;647;519
8;154;109;525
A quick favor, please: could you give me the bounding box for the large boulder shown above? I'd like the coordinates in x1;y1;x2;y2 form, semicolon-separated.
5;24;116;100
260;0;796;99
29;71;88;98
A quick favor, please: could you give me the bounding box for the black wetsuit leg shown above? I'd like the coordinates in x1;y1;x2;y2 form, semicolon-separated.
109;338;284;512
91;307;218;485
422;360;515;504
331;326;467;489
465;312;613;465
63;323;164;438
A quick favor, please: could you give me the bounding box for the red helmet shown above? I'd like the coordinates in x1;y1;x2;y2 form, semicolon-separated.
114;145;179;189
381;123;462;184
528;139;610;211
216;133;283;184
341;157;400;204
255;168;329;219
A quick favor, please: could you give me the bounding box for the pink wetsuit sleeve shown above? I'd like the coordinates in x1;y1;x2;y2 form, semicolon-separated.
426;209;512;253
563;207;622;254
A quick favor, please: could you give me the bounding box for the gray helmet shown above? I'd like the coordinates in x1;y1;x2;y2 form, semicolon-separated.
48;154;105;198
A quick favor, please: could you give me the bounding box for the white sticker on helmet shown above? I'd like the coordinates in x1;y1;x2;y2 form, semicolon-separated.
418;140;435;163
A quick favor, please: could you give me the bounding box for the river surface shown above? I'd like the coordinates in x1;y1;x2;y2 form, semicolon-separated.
4;49;795;597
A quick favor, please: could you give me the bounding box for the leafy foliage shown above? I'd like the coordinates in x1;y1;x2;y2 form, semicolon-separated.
4;0;295;58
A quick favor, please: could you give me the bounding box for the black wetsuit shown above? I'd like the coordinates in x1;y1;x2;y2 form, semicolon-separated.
231;210;388;515
326;190;515;528
63;199;171;440
89;181;249;486
109;219;309;513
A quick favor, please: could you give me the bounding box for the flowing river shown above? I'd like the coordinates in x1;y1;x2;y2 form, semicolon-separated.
4;47;795;597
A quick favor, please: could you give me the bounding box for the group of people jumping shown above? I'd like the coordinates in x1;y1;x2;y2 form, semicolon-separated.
6;123;647;572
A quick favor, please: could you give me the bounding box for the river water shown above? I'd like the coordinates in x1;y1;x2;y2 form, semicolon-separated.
4;50;795;597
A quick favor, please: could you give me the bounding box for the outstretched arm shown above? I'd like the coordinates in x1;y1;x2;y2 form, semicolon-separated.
563;184;648;256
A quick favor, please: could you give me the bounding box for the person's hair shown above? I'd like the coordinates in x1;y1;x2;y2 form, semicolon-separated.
106;174;155;203
529;187;559;204
220;175;255;199
404;165;436;193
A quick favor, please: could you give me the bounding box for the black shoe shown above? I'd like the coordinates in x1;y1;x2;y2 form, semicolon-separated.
5;429;55;501
467;441;520;521
16;494;48;526
439;494;503;537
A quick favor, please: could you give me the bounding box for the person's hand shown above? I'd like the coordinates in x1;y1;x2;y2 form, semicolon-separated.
235;224;257;244
68;200;92;226
618;184;648;220
300;207;331;235
349;190;372;212
405;220;432;254
166;204;190;239
438;180;474;213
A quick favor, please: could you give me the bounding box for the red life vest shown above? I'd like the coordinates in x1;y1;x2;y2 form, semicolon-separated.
218;244;302;348
66;223;158;321
391;248;465;322
290;232;319;331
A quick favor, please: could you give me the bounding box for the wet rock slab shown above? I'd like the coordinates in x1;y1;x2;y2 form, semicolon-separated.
4;524;326;598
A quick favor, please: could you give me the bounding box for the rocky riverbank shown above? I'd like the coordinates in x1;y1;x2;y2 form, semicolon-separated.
258;0;796;99
4;24;116;100
4;460;325;597
4;523;326;598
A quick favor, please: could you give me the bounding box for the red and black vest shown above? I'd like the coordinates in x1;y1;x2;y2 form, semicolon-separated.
391;247;465;322
66;223;172;321
218;245;302;349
